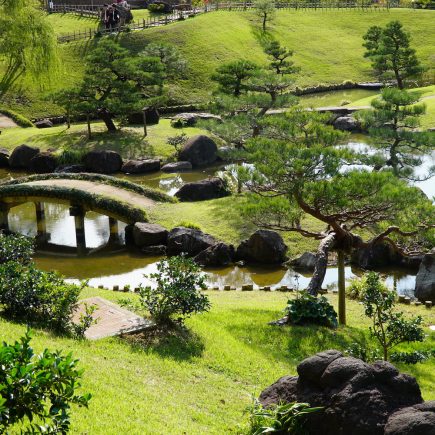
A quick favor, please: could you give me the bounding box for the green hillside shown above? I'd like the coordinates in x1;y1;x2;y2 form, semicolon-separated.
2;9;435;119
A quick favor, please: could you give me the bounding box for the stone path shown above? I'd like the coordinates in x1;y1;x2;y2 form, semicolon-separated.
73;296;154;340
24;179;157;210
0;114;17;129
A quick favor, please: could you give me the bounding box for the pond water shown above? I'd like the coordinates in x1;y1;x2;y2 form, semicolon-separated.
298;88;377;108
1;133;425;295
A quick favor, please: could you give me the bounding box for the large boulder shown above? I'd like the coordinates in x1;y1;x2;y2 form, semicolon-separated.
121;159;160;174
385;402;435;435
0;148;9;168
236;230;287;264
259;350;424;435
9;144;40;169
29;152;57;174
161;161;193;173
170;112;222;128
84;150;123;174
127;107;160;125
289;251;317;271
194;242;235;267
167;227;217;257
175;177;230;202
178;135;218;167
34;118;53;129
333;115;361;132
415;249;435;302
132;222;168;248
351;241;404;269
55;164;86;173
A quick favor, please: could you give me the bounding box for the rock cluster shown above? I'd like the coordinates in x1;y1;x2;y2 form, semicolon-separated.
259;349;435;435
175;177;230;201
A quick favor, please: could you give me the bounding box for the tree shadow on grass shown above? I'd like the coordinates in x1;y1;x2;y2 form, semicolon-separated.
123;324;205;362
222;307;370;365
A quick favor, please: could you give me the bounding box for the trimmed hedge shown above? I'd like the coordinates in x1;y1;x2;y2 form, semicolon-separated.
0;173;176;204
0;108;34;128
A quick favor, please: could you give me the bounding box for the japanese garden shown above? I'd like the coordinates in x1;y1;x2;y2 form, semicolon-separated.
0;0;434;433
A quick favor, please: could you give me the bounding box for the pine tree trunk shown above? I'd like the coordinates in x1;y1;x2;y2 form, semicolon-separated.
307;233;337;296
338;250;346;325
98;108;117;132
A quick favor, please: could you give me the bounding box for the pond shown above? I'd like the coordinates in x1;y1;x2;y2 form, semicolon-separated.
1;134;425;296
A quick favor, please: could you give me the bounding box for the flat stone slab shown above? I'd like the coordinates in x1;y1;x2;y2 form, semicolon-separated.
73;296;153;340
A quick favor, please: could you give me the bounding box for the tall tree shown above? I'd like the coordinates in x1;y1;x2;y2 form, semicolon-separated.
241;138;434;296
264;40;300;77
54;39;164;133
211;60;259;97
0;0;58;99
358;88;435;180
363;21;424;89
254;0;276;32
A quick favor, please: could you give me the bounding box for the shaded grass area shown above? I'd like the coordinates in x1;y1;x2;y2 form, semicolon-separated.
0;120;206;159
1;289;434;434
2;9;435;118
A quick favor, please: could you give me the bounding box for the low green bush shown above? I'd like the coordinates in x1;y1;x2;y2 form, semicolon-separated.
0;261;85;333
177;221;201;230
390;350;435;364
148;3;165;12
0;107;33;127
0;330;91;433
285;291;338;328
0;233;34;264
139;256;210;325
248;400;322;435
345;342;382;362
56;147;87;166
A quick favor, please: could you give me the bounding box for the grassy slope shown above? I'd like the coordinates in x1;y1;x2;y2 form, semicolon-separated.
0;119;204;158
350;85;435;128
1;289;434;434
3;9;435;119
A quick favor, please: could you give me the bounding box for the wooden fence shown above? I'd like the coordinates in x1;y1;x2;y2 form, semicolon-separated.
54;1;412;43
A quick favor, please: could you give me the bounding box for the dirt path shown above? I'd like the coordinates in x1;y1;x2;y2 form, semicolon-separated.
0;115;18;129
24;179;156;209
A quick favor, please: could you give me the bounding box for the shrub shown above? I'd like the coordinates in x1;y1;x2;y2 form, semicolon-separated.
0;330;91;433
0;262;85;333
285;291;338;328
139;256;210;325
362;272;425;361
178;221;201;230
148;3;165;12
345;342;382;362
167;133;187;157
0;233;34;264
248;399;322;435
390;350;435;365
56;147;87;166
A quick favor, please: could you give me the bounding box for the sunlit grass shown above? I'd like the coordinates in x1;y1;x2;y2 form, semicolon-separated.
1;288;434;434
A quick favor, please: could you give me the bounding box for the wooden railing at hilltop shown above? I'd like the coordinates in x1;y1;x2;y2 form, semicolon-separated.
53;1;414;44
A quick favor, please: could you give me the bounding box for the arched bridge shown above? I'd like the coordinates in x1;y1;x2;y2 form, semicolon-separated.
0;173;172;254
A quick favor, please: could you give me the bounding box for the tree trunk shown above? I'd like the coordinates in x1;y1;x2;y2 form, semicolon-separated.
263;14;267;31
86;114;92;140
338;250;346;325
98;108;117;132
307;233;337;296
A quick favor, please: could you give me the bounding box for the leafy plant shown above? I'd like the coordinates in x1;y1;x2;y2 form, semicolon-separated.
0;330;91;434
56;147;87;166
362;272;425;361
0;233;33;264
0;261;85;334
148;3;165;12
248;399;322;435
139;256;210;325
167;133;187;157
72;303;99;339
345;342;382;362
390;350;435;365
285;291;338;328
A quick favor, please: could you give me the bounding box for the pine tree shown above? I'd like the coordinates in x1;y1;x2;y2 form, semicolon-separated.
363;21;424;89
264;41;300;77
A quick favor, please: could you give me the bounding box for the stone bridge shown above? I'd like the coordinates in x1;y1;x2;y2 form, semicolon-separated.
0;174;168;255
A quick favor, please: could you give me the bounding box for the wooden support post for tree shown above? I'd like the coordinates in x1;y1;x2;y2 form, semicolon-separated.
86;113;92;139
338;250;346;325
143;108;148;137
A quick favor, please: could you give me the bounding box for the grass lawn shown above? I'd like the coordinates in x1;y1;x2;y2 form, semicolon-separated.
350;85;435;128
0;119;205;159
2;9;435;119
1;288;434;434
